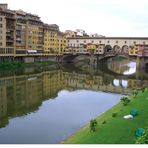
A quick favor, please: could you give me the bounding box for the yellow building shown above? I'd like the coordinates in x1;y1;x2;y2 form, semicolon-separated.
43;24;66;55
86;43;97;54
57;32;67;55
43;24;59;55
86;43;97;50
128;45;138;56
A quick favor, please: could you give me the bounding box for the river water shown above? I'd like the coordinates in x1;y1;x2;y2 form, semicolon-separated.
0;57;147;144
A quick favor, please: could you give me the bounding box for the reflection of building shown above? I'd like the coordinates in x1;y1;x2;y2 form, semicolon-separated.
0;87;7;119
0;68;147;128
42;70;63;99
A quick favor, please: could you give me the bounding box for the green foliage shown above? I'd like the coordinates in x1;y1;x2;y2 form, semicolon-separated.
130;109;138;117
90;119;97;132
120;96;131;106
132;90;138;98
112;112;117;117
102;121;106;124
136;128;148;144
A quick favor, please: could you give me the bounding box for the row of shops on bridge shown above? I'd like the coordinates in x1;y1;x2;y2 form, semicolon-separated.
63;43;148;57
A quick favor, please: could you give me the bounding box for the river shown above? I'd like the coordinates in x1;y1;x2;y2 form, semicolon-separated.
0;57;147;144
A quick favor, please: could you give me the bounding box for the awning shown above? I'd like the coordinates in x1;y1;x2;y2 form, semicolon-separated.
27;50;37;53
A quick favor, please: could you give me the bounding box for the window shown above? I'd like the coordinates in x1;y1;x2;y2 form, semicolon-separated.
116;41;118;43
0;24;2;27
92;40;94;43
107;41;110;43
84;40;86;43
133;41;136;44
0;18;2;21
143;41;145;44
77;40;79;43
99;40;101;43
125;41;127;43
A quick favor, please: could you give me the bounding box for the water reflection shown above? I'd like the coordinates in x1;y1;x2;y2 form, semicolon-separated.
0;58;147;143
108;57;136;75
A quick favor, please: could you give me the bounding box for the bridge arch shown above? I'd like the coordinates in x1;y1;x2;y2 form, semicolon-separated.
112;79;120;87
113;45;121;53
121;45;129;54
120;80;128;88
104;45;113;53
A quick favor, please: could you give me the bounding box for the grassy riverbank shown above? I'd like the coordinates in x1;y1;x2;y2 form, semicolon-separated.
0;61;57;70
64;88;148;144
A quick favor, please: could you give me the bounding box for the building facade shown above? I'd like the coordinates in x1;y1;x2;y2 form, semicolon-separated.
15;10;43;56
66;37;148;57
43;24;59;55
0;4;16;61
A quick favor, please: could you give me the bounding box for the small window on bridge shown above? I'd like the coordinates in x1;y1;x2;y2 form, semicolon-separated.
99;41;101;43
116;41;118;43
143;41;145;44
133;41;136;44
125;41;127;43
107;41;110;43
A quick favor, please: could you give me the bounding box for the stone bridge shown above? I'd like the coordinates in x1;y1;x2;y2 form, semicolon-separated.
59;52;148;68
62;37;148;68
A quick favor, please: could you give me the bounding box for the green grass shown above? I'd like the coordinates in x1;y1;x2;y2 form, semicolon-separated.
64;88;148;144
0;60;57;70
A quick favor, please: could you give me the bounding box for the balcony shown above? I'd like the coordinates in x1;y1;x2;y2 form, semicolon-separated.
6;39;14;43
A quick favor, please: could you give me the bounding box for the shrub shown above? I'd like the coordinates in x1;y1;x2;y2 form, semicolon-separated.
132;90;138;98
136;128;148;144
120;96;130;106
102;121;106;124
112;112;117;117
90;119;97;132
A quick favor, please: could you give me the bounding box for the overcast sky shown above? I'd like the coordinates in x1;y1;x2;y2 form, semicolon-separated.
1;0;148;37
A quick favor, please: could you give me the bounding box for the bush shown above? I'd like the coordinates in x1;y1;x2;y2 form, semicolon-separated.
120;96;130;106
136;128;148;144
90;119;97;132
132;90;138;98
112;112;117;117
102;121;106;124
